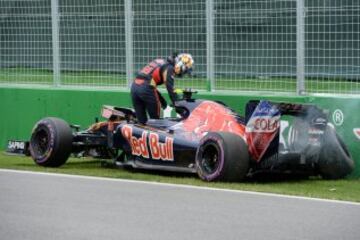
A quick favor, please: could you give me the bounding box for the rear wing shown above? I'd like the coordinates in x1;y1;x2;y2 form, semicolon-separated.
245;100;328;123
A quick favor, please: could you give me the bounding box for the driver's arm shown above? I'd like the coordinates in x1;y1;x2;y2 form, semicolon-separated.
156;89;168;109
162;66;179;103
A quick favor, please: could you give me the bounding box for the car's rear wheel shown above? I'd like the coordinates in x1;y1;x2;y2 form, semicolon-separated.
30;117;73;167
318;125;355;179
195;132;249;182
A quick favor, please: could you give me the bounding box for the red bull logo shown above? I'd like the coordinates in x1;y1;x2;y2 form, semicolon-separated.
149;133;174;161
121;125;174;161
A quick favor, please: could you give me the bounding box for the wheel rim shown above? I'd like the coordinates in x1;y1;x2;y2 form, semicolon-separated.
200;142;221;175
31;127;51;158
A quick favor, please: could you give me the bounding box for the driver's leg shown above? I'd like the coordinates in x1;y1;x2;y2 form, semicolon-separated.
144;86;161;119
131;83;148;124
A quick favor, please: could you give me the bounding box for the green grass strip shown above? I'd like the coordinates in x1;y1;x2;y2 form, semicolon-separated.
1;152;359;202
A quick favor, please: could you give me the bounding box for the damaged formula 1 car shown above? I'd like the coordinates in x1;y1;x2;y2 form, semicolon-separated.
9;89;355;182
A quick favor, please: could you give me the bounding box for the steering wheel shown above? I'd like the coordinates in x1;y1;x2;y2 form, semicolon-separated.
171;88;198;118
175;88;198;101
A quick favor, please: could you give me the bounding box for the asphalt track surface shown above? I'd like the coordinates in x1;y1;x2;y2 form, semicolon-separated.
0;170;359;240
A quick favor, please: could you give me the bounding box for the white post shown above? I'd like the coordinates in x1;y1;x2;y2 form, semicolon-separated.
51;0;60;86
124;0;134;88
296;0;305;95
206;0;215;91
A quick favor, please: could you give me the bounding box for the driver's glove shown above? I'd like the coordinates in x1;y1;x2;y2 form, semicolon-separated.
163;106;173;118
161;100;167;110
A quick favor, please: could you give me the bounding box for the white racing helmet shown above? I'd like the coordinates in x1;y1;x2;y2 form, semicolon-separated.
174;53;194;76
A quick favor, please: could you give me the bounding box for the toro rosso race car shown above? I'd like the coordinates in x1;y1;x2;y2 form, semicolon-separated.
8;89;354;181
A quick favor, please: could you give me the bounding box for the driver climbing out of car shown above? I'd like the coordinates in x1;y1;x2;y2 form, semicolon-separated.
131;52;194;124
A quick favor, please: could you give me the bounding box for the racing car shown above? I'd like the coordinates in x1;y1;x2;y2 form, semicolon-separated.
9;89;355;182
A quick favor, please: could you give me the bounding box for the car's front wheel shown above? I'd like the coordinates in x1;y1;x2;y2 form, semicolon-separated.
30;117;73;167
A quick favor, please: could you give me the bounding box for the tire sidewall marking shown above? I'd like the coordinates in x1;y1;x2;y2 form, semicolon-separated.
30;120;56;163
196;135;225;181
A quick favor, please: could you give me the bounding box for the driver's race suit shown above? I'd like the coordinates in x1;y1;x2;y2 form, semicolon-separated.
131;58;179;124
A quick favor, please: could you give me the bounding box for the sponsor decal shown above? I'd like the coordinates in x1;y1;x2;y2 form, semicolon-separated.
246;101;280;161
122;127;149;158
8;141;25;150
308;128;324;135
354;128;360;140
313;117;327;125
121;125;174;161
250;117;279;133
251;102;279;117
149;132;174;161
332;109;344;126
279;120;289;149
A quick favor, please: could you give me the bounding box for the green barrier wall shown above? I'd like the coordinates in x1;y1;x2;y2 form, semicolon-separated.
0;87;359;177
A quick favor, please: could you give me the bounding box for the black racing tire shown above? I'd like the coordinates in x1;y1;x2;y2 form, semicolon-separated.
318;125;355;179
195;132;249;182
29;117;73;167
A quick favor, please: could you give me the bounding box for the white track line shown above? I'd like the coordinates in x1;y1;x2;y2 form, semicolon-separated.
0;168;359;206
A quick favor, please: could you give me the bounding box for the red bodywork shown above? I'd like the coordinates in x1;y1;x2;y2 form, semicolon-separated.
181;101;246;138
171;100;279;162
